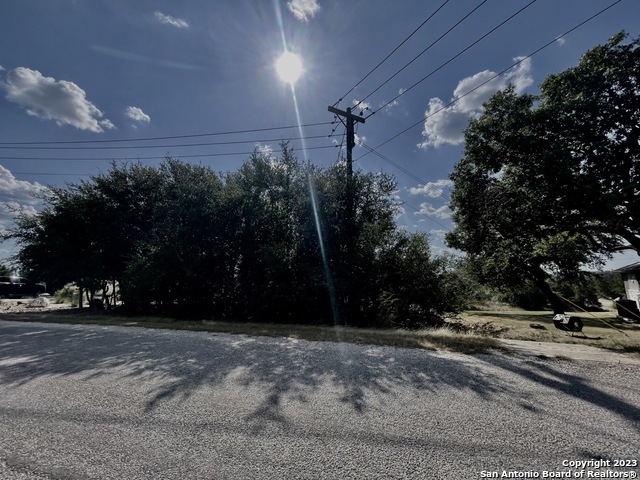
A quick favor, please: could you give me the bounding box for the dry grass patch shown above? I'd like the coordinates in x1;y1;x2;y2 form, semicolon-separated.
1;307;504;355
8;304;636;357
460;310;640;356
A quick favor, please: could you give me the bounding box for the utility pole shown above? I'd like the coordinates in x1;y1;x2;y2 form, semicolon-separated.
328;105;365;323
327;106;365;176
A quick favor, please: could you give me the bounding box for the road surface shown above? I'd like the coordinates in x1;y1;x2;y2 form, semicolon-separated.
0;320;638;479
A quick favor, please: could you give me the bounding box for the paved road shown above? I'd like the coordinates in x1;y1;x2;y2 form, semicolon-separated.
0;320;638;479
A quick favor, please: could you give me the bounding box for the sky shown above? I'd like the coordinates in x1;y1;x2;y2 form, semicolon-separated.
1;0;639;270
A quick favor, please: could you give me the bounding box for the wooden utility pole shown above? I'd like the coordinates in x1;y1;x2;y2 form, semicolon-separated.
327;106;365;176
328;105;365;323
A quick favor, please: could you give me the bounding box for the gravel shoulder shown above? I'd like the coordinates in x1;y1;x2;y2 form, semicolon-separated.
2;298;639;365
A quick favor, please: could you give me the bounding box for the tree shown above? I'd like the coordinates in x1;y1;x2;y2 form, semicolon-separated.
6;162;163;307
7;147;463;327
540;32;640;252
447;33;640;313
121;159;236;317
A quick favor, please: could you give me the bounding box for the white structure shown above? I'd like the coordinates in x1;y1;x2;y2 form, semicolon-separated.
616;262;640;309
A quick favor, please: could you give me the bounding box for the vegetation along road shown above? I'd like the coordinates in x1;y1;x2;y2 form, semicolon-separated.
0;320;638;479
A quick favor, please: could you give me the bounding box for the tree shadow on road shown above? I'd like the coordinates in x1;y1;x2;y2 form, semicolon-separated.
0;320;505;419
477;354;640;425
0;319;638;432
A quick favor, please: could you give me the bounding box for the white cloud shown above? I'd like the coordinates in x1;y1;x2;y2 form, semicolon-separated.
154;11;189;29
2;67;113;133
409;179;452;198
352;99;371;114
354;133;366;147
555;37;566;46
125;106;150;123
418;57;533;148
0;65;5;72
415;201;452;219
429;229;447;241
255;143;274;158
0;165;48;236
287;0;320;22
381;88;405;111
382;99;399;111
100;119;116;130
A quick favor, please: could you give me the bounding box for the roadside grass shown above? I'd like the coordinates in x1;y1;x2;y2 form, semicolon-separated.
3;303;638;357
0;307;504;355
460;310;640;355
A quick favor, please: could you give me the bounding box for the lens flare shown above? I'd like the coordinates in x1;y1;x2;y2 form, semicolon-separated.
276;51;303;85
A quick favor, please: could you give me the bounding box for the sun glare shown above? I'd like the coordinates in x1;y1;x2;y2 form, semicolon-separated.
276;51;303;85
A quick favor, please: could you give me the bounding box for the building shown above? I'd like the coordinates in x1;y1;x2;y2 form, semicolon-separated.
614;262;640;321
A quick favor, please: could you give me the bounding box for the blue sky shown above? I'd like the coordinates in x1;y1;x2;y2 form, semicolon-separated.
1;0;639;270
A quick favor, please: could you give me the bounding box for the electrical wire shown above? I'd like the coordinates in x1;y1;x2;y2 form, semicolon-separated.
5;145;341;177
360;143;425;185
359;0;623;158
0;134;330;151
0;121;334;146
8;172;95;176
334;0;451;108
555;292;629;337
360;142;451;201
351;1;623;256
334;131;346;164
402;200;453;232
0;145;338;162
356;0;490;109
359;143;452;231
367;0;537;118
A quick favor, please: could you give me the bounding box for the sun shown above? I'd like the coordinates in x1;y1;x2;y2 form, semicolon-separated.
275;51;303;85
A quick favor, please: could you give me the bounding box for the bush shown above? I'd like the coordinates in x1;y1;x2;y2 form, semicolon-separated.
54;283;79;305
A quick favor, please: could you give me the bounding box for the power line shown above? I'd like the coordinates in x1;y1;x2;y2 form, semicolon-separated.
357;0;490;110
334;0;451;107
367;0;537;118
360;142;452;202
0;145;338;162
5;145;340;177
402;201;452;232
354;0;622;234
359;143;452;231
334;131;346;164
360;0;623;156
0;121;333;146
359;143;425;185
8;172;95;176
0;134;330;151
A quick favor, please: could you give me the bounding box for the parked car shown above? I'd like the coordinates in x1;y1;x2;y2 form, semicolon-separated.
0;276;47;298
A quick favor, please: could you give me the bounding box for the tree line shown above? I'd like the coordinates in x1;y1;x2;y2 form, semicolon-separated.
4;144;466;327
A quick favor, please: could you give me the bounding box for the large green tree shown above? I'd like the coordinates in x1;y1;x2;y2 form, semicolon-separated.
447;33;640;313
6;147;463;326
6;162;162;306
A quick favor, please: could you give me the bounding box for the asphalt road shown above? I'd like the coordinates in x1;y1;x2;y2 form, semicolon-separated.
0;320;638;480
